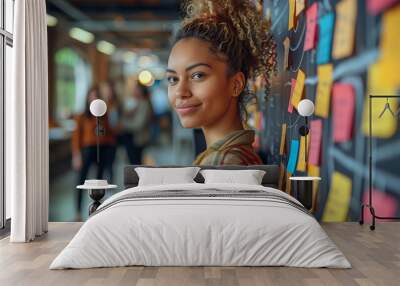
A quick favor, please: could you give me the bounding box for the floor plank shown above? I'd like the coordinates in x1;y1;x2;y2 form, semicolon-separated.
0;222;399;286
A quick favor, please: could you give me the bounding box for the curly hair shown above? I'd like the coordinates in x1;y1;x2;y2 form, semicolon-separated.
173;0;277;121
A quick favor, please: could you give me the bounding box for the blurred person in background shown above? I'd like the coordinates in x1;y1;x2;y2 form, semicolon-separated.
149;80;172;145
120;80;154;164
71;86;116;218
100;80;122;182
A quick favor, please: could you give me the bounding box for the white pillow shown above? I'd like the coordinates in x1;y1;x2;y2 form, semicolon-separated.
200;169;266;185
135;167;201;186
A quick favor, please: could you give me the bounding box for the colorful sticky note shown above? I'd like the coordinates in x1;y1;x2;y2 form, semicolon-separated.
288;0;296;30
280;123;287;155
287;139;300;174
367;61;397;95
309;119;323;166
362;95;398;138
322;172;352;222
315;64;333;118
296;134;310;172
381;5;400;58
373;5;400;90
285;171;292;195
253;111;263;130
283;37;290;70
288;78;296;113
291;69;305;109
332;83;355;143
304;2;318;51
295;0;305;16
332;0;357;59
365;55;398;139
367;0;400;15
362;188;399;223
308;164;320;212
317;13;335;64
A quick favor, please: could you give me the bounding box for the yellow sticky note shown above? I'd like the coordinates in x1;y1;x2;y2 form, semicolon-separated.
368;60;398;95
380;5;400;61
332;0;357;59
296;134;310;172
253;111;262;130
362;94;397;138
295;0;305;16
367;59;398;98
363;60;397;138
285;171;292;195
322;172;352;222
283;37;290;70
308;164;320;192
278;163;285;191
280;123;287;155
308;164;320;212
315;64;333;118
291;69;305;108
288;0;296;30
375;6;400;91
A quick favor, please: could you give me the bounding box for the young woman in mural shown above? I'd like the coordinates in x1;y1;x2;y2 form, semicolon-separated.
166;0;276;165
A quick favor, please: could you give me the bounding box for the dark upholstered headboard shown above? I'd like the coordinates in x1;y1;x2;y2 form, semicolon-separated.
124;165;280;190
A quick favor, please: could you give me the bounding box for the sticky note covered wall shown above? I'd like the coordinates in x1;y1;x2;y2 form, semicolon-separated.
262;0;400;221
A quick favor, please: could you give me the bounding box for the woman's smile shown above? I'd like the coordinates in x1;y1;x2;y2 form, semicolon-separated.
175;103;202;116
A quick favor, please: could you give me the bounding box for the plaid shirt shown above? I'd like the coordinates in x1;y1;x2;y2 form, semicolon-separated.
193;130;263;165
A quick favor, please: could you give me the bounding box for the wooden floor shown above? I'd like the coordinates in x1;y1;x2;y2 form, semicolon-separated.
0;222;399;286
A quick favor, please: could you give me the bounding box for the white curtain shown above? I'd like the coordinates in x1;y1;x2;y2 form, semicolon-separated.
7;0;49;242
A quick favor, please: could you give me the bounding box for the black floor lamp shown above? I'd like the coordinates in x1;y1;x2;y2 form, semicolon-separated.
289;99;321;210
89;99;107;163
359;95;400;230
77;99;117;215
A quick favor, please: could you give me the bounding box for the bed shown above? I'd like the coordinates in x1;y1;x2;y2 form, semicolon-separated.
50;165;351;269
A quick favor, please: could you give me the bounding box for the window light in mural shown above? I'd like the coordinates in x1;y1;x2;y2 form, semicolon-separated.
138;70;155;87
69;27;94;44
47;14;58;27
97;40;116;55
55;48;92;128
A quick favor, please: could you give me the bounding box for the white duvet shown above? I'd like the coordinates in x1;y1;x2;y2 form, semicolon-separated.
50;183;351;269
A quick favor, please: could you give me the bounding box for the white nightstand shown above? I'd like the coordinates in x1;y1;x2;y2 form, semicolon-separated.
77;180;118;215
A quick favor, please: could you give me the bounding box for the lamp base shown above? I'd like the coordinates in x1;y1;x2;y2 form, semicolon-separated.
88;189;105;215
298;126;309;136
290;177;321;210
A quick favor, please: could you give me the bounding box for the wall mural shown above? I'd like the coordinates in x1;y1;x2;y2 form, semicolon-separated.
262;0;400;221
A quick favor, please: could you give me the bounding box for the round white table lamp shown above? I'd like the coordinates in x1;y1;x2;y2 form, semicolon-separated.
90;99;107;117
298;99;315;117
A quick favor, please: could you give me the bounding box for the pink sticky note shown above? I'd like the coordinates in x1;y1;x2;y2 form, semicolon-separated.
367;0;399;15
304;2;318;51
362;189;398;223
332;84;355;143
288;78;296;113
309;119;322;166
258;112;263;130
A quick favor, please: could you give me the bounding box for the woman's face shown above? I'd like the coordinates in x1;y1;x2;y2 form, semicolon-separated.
166;38;238;128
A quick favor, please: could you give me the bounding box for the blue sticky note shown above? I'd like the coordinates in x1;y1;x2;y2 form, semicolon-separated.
317;13;335;64
287;139;300;174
